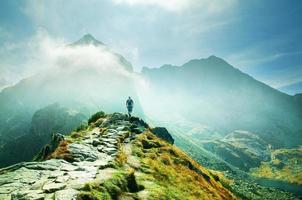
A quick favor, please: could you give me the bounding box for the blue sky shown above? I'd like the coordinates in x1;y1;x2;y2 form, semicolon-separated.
0;0;301;94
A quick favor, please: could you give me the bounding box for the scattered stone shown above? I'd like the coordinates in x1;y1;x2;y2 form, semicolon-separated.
116;126;126;131
97;146;104;152
107;129;118;133
101;138;118;143
92;139;101;146
103;147;118;155
103;142;117;148
68;143;99;161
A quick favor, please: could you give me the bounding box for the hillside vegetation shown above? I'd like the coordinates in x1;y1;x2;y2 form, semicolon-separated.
250;147;302;185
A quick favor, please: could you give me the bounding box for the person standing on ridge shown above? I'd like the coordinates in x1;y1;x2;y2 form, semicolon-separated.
126;96;134;117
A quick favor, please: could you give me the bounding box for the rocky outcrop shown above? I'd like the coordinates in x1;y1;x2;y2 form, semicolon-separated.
34;133;65;161
150;127;174;144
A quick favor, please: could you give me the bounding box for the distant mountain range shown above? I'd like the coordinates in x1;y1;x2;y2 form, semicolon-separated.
141;55;302;148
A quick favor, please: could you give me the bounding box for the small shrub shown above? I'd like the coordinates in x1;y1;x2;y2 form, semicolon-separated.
70;132;82;139
88;111;106;124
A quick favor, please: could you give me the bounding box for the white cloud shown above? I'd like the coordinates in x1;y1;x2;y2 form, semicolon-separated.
0;29;136;92
112;0;237;13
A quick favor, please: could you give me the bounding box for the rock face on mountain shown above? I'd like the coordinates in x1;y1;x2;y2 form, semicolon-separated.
150;127;174;144
0;112;238;200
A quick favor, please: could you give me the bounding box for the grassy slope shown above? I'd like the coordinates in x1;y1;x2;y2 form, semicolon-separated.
124;131;236;200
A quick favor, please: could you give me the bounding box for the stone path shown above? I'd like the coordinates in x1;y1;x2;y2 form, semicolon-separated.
0;113;146;200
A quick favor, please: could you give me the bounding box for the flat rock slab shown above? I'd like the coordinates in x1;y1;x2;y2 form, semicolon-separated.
107;129;118;133
104;142;117;148
24;160;62;171
101;138;118;143
54;188;78;200
12;190;44;200
43;183;66;193
55;175;70;183
61;163;78;172
68;143;100;161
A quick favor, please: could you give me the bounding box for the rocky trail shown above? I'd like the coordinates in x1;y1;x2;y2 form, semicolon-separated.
0;113;147;200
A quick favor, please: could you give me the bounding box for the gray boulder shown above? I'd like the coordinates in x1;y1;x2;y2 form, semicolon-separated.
151;127;174;145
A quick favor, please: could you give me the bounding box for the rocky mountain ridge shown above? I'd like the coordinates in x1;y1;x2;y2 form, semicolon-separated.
0;112;237;200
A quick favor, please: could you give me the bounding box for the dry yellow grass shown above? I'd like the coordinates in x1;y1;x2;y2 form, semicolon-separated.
115;147;128;166
133;131;237;200
48;140;74;162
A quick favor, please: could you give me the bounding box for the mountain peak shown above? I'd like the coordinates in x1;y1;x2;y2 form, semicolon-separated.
71;34;105;46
